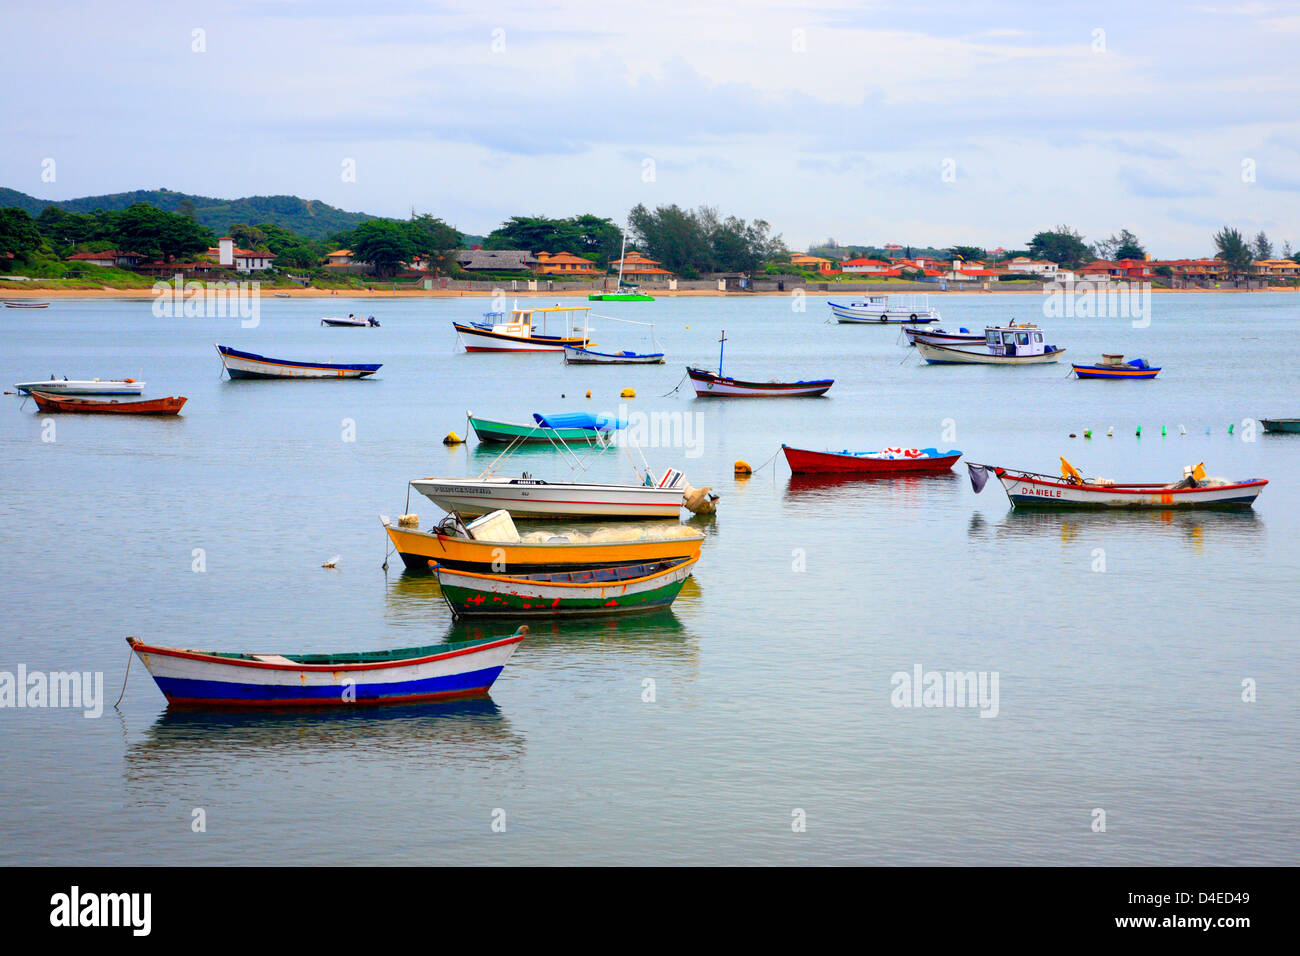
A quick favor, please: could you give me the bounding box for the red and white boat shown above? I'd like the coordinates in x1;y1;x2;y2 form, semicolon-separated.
454;305;593;352
903;327;985;347
968;461;1267;509
28;390;187;416
782;445;962;475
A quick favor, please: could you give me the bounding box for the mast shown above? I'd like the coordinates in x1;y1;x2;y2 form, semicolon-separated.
616;231;627;289
718;329;727;376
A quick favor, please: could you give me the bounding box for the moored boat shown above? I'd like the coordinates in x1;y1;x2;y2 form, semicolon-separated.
903;327;984;346
126;629;526;708
916;323;1064;365
564;345;664;364
216;344;381;379
782;444;962;475
436;557;697;617
322;315;379;327
14;377;144;396
410;467;691;519
1071;354;1160;379
4;300;50;308
1261;418;1300;434
454;305;593;352
381;511;705;574
829;294;939;324
687;330;832;397
468;410;622;445
28;390;187;415
967;459;1267;509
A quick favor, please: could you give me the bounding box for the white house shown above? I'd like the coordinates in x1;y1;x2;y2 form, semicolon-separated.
209;237;276;273
1004;257;1058;276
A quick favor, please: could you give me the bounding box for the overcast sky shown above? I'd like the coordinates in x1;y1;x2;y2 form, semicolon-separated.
3;0;1298;256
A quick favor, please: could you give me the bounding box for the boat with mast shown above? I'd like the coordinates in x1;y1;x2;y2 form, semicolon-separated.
687;331;834;397
589;231;654;301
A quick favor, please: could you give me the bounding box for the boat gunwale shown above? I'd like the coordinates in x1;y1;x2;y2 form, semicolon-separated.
992;466;1266;495
436;556;696;589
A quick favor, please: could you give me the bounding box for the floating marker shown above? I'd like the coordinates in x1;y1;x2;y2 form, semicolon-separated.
1162;425;1167;437
443;431;463;445
1228;423;1234;435
1107;426;1114;437
1136;426;1142;437
1069;433;1076;438
585;389;591;399
1084;429;1092;439
1179;424;1187;435
620;387;635;398
734;460;752;476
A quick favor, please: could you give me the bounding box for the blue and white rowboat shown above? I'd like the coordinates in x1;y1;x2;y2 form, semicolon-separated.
216;344;382;379
127;628;526;707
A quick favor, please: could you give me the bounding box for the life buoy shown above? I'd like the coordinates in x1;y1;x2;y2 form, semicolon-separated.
880;314;889;322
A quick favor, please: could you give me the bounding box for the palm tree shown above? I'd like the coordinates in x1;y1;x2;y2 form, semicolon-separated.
1213;227;1253;279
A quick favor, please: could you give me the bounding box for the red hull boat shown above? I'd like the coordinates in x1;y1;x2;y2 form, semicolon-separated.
29;390;187;416
782;444;962;475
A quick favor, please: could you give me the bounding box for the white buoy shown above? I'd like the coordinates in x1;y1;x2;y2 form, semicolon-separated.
1107;426;1114;437
1179;424;1187;435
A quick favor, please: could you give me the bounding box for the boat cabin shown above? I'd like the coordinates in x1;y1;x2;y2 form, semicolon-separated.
984;323;1056;357
478;304;592;338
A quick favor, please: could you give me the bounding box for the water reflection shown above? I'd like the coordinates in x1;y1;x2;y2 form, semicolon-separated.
444;609;698;657
784;471;961;507
993;508;1264;553
124;698;524;787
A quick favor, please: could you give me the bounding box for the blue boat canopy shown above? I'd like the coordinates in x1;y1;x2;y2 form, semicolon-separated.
534;411;627;431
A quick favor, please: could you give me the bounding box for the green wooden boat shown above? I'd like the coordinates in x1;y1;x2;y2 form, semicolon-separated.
1261;418;1300;434
467;413;611;444
435;557;696;617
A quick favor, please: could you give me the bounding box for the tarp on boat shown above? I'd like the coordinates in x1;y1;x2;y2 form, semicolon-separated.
534;411;627;431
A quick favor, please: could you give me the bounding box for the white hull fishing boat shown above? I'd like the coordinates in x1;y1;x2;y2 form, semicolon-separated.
829;294;939;324
916;323;1064;365
14;377;144;396
903;327;984;346
411;472;690;519
454;304;593;352
564;346;665;364
215;344;381;379
968;460;1267;510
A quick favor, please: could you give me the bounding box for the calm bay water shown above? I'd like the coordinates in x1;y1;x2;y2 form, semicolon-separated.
1;291;1297;865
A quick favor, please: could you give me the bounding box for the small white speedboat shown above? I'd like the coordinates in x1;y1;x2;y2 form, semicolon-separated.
14;377;145;396
321;315;379;327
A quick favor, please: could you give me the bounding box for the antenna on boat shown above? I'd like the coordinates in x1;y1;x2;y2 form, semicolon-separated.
718;330;727;377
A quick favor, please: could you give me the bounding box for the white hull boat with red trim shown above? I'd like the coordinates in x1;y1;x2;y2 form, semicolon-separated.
902;327;984;347
968;460;1267;510
411;469;693;519
14;377;144;396
454;303;593;352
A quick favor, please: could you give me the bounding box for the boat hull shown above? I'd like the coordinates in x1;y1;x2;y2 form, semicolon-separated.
383;521;704;574
782;445;961;475
903;329;984;346
830;302;938;324
995;470;1266;509
29;391;186;415
1261;419;1300;434
916;342;1064;365
411;477;685;518
437;558;696;617
468;415;608;444
588;293;654;301
687;367;833;397
216;345;380;378
15;380;144;396
321;318;370;327
128;632;524;708
453;322;589;352
563;346;664;364
1072;364;1160;379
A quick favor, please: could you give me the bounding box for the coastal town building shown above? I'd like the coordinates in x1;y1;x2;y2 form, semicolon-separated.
533;251;601;276
1003;257;1059;276
66;250;143;269
454;249;539;272
608;250;674;281
790;254;840;274
841;258;895;274
208;238;276;273
1253;258;1300;279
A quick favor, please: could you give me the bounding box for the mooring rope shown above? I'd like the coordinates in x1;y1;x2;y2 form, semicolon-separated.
661;372;687;397
114;644;133;708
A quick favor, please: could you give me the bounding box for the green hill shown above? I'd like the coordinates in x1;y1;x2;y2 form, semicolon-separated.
0;187;380;240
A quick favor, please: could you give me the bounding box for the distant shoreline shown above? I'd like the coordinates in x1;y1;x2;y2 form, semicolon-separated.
2;285;1297;300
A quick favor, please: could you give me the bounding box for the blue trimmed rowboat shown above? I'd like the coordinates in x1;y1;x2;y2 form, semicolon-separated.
215;344;382;379
127;629;526;707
